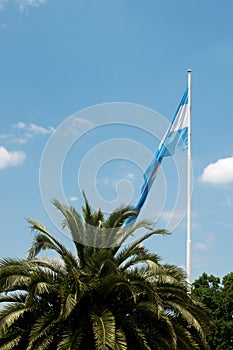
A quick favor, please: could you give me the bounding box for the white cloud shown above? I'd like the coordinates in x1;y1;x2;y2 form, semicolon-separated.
59;117;93;138
101;177;111;187
194;242;208;252
200;156;233;185
28;123;54;135
126;173;135;180
221;196;233;207
0;134;8;139
0;0;46;12
14;122;54;135
15;122;26;129
1;122;54;146
0;0;7;11
0;146;26;170
213;220;232;229
19;0;46;6
72;117;93;128
159;209;186;222
12;122;54;143
13;137;28;145
69;196;79;202
76;117;93;126
226;197;232;206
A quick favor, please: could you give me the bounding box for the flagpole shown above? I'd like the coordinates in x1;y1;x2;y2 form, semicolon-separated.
187;69;192;289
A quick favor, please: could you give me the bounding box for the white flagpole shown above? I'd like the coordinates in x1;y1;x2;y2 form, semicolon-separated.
187;69;192;288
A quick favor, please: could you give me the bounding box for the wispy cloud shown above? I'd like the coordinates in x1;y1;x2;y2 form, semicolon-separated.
14;122;54;135
18;0;46;7
0;0;46;12
100;177;112;188
0;146;26;170
213;220;232;229
126;173;135;180
194;242;208;252
0;134;9;139
1;122;54;145
200;156;233;185
159;209;186;222
69;196;79;202
226;197;232;206
0;0;7;11
220;196;233;207
98;176;130;189
61;117;93;138
73;117;93;128
11;122;54;144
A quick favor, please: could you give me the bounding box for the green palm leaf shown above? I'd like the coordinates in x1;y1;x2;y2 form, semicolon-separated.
27;314;58;350
0;335;21;350
91;308;116;350
0;304;30;336
115;328;127;350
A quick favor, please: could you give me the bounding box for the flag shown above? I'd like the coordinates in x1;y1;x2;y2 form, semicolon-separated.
125;88;189;227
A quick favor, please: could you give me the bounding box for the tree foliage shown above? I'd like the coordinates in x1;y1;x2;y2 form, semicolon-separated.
192;272;233;350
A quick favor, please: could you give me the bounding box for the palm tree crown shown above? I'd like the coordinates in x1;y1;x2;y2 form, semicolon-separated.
0;196;209;349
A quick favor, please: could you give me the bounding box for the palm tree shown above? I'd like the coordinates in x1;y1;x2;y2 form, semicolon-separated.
0;196;209;349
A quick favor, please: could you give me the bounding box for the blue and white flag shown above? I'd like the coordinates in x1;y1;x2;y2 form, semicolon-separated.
125;88;189;227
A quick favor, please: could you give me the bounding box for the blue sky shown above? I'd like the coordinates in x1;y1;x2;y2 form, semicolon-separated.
1;0;233;282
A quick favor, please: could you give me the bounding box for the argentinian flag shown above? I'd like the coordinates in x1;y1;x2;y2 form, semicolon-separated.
125;88;189;227
162;88;188;156
143;88;188;188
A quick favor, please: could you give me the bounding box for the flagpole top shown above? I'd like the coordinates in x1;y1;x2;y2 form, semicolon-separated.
187;69;192;73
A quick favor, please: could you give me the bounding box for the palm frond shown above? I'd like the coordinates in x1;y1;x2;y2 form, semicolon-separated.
82;190;92;223
27;219;78;270
57;326;83;350
30;333;55;350
62;293;78;320
175;323;201;350
0;258;32;292
104;205;137;229
166;302;204;338
115;328;127;350
91;308;116;350
0;304;30;336
129;326;152;350
156;310;177;349
91;208;104;226
160;263;188;283
0;292;26;304
120;249;161;272
27;219;65;255
95;273;138;303
0;335;21;350
27;314;58;350
52;199;90;267
27;233;63;259
115;228;167;265
27;226;80;278
30;258;66;274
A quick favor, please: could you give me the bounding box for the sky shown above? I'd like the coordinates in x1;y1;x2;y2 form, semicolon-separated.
1;0;233;282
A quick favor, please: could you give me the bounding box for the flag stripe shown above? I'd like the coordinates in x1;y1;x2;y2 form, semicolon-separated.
170;104;188;131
